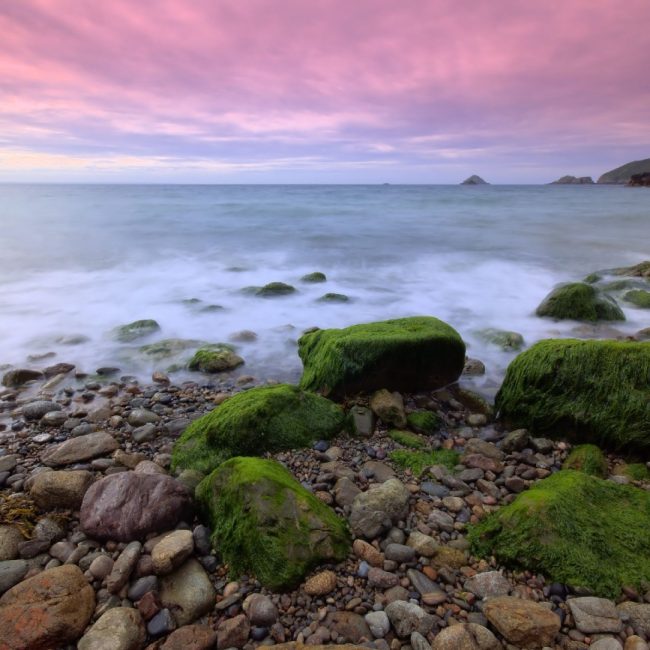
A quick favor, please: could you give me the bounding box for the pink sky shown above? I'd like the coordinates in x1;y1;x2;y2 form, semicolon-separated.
0;0;648;182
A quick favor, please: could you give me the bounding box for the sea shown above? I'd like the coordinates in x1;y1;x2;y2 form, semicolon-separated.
0;183;648;395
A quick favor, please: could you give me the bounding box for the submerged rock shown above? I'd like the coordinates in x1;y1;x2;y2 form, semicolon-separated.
171;383;346;474
496;339;650;451
255;282;296;297
1;368;43;388
624;289;650;308
536;282;624;321
469;470;650;597
113;319;160;343
196;457;350;590
139;338;205;360
550;175;594;184
477;328;524;351
188;344;244;373
301;271;327;283
298;316;465;398
316;292;350;303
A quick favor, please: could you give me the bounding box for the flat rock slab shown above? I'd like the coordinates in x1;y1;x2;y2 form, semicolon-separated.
80;472;193;542
568;597;622;634
41;431;118;467
78;607;145;650
0;564;95;650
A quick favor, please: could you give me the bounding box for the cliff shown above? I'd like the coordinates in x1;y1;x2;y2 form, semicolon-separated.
597;158;650;184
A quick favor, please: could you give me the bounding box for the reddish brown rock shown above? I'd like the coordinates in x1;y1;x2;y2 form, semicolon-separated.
217;613;250;648
160;624;217;649
0;564;95;650
80;471;193;541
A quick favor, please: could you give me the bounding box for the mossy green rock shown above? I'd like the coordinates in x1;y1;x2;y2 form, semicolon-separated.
389;449;459;476
496;339;650;452
256;282;296;297
139;338;204;359
477;328;524;351
535;282;624;321
469;470;650;597
188;345;244;373
562;444;607;477
172;384;346;473
298;317;465;398
196;457;350;590
317;293;350;303
624;289;650;308
301;272;327;283
114;319;161;342
407;411;441;435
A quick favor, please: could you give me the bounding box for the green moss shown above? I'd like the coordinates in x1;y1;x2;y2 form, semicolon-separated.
317;293;350;303
139;338;205;359
407;410;441;434
535;282;625;321
196;457;350;590
583;273;601;284
113;319;160;342
188;345;244;373
256;282;296;297
388;429;427;449
301;272;327;283
621;463;650;481
389;449;459;476
624;289;650;308
562;444;607;477
468;470;650;598
496;339;650;452
298;316;466;398
171;384;346;473
477;328;524;351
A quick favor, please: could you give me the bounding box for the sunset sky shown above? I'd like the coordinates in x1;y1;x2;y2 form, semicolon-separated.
1;0;648;183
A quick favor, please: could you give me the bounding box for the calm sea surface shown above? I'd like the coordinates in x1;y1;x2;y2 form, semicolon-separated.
0;184;647;391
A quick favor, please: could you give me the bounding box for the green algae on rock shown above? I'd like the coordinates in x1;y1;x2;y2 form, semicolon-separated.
624;289;650;308
255;282;296;297
496;339;650;452
172;384;346;473
139;338;205;360
387;429;427;449
406;411;441;435
113;319;160;343
316;292;350;303
468;470;650;598
562;444;607;477
535;282;624;321
196;457;350;590
188;345;244;373
300;271;327;283
476;328;524;351
298;317;465;398
389;449;459;476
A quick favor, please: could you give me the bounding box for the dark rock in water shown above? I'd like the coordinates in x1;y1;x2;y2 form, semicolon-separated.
188;345;244;373
43;362;75;377
199;303;225;313
301;271;327;283
113;319;161;343
535;282;624;321
96;366;120;376
550;175;594;184
461;175;489;185
598;157;650;184
317;292;350;303
613;260;650;278
2;368;43;388
298;316;466;399
255;282;296;297
80;471;193;541
139;338;205;360
22;400;61;421
628;171;650;186
496;339;650;451
196;457;350;590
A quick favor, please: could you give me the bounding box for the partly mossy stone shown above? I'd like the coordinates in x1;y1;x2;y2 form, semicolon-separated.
301;272;327;283
624;289;650;308
389;449;459;476
535;282;625;321
188;345;244;373
387;429;427;449
256;282;296;297
468;470;650;598
614;260;650;278
583;273;601;284
495;339;650;452
196;457;350;590
407;411;441;435
298;317;466;399
113;319;160;343
139;338;205;360
562;444;607;477
171;384;346;473
317;293;350;303
477;328;524;351
615;463;650;481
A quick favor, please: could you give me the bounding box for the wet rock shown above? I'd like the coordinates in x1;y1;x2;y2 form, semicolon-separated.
349;478;410;539
159;559;216;626
128;408;161;427
2;369;43;388
106;541;142;594
30;469;93;510
365;611;390;638
22;400;61;421
42;431;118;467
77;607;145;650
0;559;28;595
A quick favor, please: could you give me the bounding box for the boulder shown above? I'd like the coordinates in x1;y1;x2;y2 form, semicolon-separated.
256;282;296;297
535;283;624;321
80;471;193;542
298;317;465;398
77;607;145;650
349;478;410;539
152;530;194;575
301;272;327;283
625;289;650;308
172;384;346;474
0;564;95;649
159;559;216;626
495;339;650;451
41;431;118;466
1;369;43;388
195;457;349;591
22;401;61;421
113;319;160;342
188;345;244;373
30;470;93;510
568;596;622;634
469;470;650;597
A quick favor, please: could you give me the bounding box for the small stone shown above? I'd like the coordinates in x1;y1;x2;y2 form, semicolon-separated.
128;408;161;427
77;607;145;650
368;567;399;589
0;526;23;561
349;478;410;539
152;530;194;575
30;469;93;510
148;608;176;636
42;431;118;467
411;630;432;650
217;613;250;648
464;571;511;598
370;389;407;428
365;610;391;638
385;600;435;637
89;554;114;580
591;639;624;650
617;602;650;636
406;531;438;557
0;559;29;594
430;622;501;650
106;541;142;594
244;593;278;627
353;539;384;567
159;559;216;626
385;543;416;563
304;570;337;596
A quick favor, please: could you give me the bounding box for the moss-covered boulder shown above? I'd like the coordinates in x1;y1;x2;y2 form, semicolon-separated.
468;470;650;597
196;457;350;590
256;282;296;297
113;319;160;342
407;411;441;435
172;384;346;473
317;293;350;303
535;283;624;321
496;339;650;452
188;345;244;373
298;317;466;398
139;338;204;360
562;444;607;477
624;289;650;308
477;328;524;351
301;272;327;283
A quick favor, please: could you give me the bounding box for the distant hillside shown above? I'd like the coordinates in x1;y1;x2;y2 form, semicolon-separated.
597;158;650;184
550;175;594;185
461;175;488;185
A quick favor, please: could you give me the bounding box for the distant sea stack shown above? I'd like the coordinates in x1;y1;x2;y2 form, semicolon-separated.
550;175;594;185
597;158;650;184
461;175;489;185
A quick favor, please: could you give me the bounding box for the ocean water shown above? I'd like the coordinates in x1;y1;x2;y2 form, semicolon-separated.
0;184;648;393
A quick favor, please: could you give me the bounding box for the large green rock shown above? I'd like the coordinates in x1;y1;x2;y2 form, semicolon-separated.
562;444;607;477
495;339;650;451
469;470;650;598
624;289;650;308
196;457;350;590
113;319;160;342
535;283;624;321
188;345;244;373
298;317;466;398
171;384;346;474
